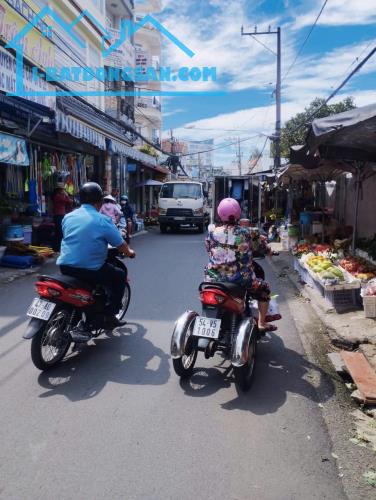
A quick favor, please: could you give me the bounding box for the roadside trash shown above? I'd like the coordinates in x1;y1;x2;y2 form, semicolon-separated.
352;410;376;451
363;471;376;487
349;437;367;448
341;351;376;405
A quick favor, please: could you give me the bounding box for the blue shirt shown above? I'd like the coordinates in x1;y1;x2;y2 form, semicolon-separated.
57;204;123;270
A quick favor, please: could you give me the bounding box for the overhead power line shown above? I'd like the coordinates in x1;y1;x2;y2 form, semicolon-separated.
290;44;376;135
333;38;375;88
283;0;329;80
179;135;263;157
248;34;277;56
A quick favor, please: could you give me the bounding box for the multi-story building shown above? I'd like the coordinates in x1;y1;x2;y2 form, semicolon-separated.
134;0;162;149
0;0;161;224
104;0;135;127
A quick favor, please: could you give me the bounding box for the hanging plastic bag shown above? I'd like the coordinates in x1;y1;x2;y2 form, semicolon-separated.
362;278;376;297
266;295;282;322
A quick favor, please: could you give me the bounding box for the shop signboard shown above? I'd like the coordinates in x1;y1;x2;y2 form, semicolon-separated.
0;0;54;70
135;47;149;77
0;46;56;109
0;132;29;166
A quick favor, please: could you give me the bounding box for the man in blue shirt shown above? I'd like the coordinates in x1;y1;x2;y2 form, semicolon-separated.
57;182;135;338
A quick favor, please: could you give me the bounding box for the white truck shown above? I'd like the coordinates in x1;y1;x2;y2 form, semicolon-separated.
158;181;209;233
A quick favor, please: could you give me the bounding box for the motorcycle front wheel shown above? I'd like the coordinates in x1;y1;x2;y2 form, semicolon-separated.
31;309;71;371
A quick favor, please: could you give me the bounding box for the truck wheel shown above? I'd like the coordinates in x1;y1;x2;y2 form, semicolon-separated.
160;224;167;234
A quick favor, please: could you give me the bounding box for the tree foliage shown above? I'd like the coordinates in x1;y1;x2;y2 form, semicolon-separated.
280;97;356;158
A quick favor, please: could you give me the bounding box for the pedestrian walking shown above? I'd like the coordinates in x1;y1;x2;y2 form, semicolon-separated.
52;182;72;252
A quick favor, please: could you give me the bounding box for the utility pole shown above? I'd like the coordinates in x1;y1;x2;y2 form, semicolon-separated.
241;25;282;173
170;129;175;155
236;137;242;176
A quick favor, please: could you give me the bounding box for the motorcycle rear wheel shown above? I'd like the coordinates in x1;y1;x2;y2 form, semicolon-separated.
173;328;198;379
31;310;71;371
233;332;257;392
173;350;197;379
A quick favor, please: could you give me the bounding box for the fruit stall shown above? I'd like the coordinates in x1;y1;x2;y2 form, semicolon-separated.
292;243;376;314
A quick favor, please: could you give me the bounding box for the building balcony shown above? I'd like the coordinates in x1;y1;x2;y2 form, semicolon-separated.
136;96;161;111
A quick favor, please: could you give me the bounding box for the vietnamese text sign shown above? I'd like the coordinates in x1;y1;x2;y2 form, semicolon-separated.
0;46;55;108
0;0;54;69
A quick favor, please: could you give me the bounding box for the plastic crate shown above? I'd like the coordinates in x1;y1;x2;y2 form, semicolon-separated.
324;288;360;312
363;296;376;318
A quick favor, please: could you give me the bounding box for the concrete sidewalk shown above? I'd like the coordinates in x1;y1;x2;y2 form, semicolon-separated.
268;244;376;370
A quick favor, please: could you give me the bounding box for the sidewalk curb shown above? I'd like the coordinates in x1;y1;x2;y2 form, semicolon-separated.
130;230;148;239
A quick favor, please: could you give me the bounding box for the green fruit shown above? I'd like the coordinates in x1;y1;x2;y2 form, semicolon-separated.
322;272;336;279
321;262;332;270
331;268;344;279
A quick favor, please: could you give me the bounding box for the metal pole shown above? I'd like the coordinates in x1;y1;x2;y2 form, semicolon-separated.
275;27;281;174
258;180;262;228
352;165;362;253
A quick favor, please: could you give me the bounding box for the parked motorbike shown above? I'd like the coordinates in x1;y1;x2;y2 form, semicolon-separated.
24;248;132;371
171;281;260;392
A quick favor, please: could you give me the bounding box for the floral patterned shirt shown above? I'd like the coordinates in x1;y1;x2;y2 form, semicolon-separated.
205;224;255;286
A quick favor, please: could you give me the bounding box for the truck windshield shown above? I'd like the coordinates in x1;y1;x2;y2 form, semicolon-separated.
160;183;202;199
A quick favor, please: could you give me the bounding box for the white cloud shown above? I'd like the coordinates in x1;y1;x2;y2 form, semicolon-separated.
294;0;376;29
158;0;376;167
162;108;185;117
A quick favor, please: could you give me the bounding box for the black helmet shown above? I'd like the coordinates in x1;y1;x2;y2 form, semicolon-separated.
79;182;103;204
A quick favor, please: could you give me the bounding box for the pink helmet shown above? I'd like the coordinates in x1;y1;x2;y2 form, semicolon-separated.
217;198;241;222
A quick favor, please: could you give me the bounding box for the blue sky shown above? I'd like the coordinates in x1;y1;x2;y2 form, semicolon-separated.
156;0;376;170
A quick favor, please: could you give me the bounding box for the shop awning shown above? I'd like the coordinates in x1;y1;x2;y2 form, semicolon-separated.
109;139;158;167
135;179;163;187
0;94;54;120
56;110;107;150
56;97;134;150
307;103;376;163
278;161;355;185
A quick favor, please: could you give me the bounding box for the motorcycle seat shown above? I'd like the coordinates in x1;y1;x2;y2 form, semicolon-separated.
199;281;245;299
38;274;94;291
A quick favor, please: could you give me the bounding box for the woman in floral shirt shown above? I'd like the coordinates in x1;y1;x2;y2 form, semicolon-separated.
205;198;276;333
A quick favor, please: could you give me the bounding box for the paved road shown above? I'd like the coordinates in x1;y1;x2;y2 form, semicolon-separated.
0;231;346;500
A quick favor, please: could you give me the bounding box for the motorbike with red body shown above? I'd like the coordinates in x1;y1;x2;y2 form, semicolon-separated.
23;248;131;371
171;279;260;392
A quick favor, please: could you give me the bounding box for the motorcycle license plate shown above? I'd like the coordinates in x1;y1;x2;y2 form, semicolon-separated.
193;317;221;339
27;298;56;321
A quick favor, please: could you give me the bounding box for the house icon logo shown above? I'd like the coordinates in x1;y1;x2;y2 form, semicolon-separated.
6;6;219;98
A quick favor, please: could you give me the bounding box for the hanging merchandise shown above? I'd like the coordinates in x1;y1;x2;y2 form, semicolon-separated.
5;164;24;198
28;148;38;212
